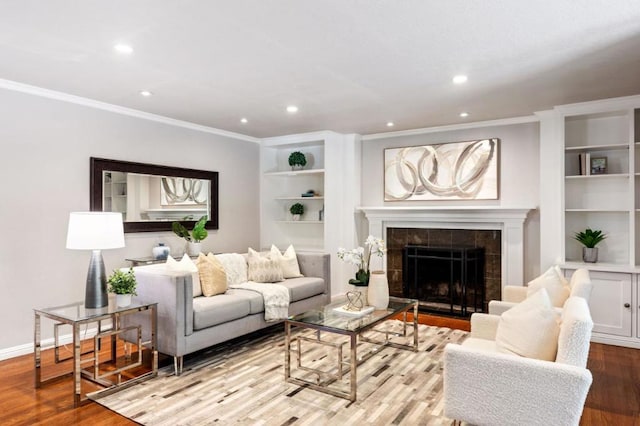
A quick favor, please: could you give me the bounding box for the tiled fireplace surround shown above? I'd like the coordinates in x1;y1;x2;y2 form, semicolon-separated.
358;207;534;312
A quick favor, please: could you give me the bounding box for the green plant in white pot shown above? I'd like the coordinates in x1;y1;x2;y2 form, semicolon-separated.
172;215;208;256
574;228;607;263
108;268;137;307
288;151;307;170
290;203;304;221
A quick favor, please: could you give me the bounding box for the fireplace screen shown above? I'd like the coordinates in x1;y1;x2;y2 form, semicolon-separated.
403;245;485;317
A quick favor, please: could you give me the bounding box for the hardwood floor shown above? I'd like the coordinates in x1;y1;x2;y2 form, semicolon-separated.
1;315;638;425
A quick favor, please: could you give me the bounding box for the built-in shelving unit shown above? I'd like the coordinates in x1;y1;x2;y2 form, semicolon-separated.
103;171;127;216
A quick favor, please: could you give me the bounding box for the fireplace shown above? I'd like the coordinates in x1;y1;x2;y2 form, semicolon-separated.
403;245;485;317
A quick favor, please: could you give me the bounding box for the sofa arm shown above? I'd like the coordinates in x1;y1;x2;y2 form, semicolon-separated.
488;300;517;315
444;344;592;426
503;285;528;302
128;269;193;357
296;252;331;299
469;313;500;340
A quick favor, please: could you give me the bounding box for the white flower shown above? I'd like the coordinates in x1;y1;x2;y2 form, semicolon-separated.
337;235;386;273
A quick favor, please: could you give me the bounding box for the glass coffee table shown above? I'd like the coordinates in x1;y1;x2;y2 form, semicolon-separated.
284;296;418;401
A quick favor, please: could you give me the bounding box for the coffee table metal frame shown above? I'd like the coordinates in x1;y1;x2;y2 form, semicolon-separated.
285;296;418;401
34;300;158;407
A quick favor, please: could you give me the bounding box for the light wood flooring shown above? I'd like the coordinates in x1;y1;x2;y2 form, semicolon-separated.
1;314;638;425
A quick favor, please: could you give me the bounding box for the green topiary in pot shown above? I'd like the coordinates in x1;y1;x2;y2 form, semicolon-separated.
108;268;137;295
290;203;304;220
288;151;307;170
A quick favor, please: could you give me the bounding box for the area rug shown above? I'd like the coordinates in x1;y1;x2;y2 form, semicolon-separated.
91;321;467;425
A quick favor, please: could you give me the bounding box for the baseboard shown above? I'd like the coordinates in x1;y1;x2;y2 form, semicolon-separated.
0;326;101;361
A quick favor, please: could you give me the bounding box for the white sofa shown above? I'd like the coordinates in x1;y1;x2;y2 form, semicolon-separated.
125;252;330;374
488;268;592;316
443;296;594;426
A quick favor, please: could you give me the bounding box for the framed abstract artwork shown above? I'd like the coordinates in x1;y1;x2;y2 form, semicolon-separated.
384;138;499;201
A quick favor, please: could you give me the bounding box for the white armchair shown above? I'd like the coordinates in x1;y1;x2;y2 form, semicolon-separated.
443;296;594;426
488;268;592;316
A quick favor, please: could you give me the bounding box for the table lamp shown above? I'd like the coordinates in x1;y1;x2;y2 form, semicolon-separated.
66;212;125;308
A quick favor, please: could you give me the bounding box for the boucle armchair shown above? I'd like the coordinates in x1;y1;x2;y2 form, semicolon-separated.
488;267;592;316
443;296;594;426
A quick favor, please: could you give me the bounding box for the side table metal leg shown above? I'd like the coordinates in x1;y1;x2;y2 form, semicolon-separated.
349;333;357;401
413;302;419;351
34;313;41;388
284;322;291;380
73;324;81;407
151;305;158;374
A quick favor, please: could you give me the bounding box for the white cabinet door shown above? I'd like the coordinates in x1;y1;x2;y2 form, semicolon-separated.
587;270;632;337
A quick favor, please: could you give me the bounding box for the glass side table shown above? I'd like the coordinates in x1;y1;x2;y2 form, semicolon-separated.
34;300;158;407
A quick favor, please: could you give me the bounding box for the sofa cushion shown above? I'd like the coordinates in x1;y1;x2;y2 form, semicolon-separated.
527;265;570;308
197;253;227;297
192;294;251;330
495;288;560;361
280;277;325;302
215;253;248;286
226;288;265;314
165;254;201;297
270;244;303;278
247;248;284;283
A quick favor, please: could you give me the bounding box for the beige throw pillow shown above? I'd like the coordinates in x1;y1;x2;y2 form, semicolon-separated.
270;244;303;278
196;253;227;297
247;248;284;283
527;265;570;308
496;288;561;361
166;254;202;297
215;253;248;285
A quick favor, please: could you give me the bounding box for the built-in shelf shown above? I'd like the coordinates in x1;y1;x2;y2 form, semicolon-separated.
263;169;325;177
565;174;630;179
274;196;324;201
565;209;629;213
275;220;324;224
565;143;629;152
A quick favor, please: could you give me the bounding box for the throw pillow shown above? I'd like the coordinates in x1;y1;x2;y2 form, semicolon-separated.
495;288;561;361
197;253;227;297
527;265;570;308
247;248;284;283
270;244;303;278
166;254;202;297
215;253;248;286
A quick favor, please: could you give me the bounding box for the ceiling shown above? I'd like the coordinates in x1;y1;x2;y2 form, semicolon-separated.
1;1;640;138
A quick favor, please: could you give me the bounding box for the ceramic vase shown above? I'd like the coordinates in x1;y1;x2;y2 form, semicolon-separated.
368;270;389;309
152;243;170;260
292;214;301;221
187;241;202;256
116;293;132;308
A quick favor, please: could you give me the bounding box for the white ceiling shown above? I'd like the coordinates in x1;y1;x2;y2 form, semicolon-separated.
1;1;640;138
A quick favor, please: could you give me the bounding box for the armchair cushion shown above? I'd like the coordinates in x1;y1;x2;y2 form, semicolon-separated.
527;265;570;307
495;288;560;361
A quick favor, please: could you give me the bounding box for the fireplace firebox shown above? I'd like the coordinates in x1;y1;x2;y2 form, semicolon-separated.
403;245;485;317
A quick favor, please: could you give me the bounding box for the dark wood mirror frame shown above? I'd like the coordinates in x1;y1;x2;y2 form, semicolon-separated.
90;157;219;233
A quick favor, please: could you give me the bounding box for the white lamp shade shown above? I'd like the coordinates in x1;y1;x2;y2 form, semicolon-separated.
66;212;125;250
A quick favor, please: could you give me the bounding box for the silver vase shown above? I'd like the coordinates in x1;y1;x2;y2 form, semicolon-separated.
582;247;598;263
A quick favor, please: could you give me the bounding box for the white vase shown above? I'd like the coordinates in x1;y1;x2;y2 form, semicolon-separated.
187;241;202;256
292;214;301;221
368;270;389;309
116;294;132;308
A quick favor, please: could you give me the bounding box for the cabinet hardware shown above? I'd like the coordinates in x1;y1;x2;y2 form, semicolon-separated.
624;303;630;308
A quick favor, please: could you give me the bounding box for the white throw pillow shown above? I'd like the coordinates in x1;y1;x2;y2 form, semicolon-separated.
166;254;202;297
215;253;248;286
526;265;570;308
496;288;561;361
247;248;284;283
270;244;303;278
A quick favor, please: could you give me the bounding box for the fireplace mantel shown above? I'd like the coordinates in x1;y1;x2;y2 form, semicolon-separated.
356;206;536;287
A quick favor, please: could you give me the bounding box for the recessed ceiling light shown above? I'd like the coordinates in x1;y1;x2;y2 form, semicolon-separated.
459;112;469;118
139;90;152;97
286;105;298;113
452;75;468;84
114;43;133;54
240;118;248;124
387;122;395;127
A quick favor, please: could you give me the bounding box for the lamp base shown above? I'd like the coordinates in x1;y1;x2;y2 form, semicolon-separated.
85;250;108;308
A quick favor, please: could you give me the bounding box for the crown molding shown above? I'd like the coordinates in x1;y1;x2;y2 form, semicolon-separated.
0;78;260;143
361;115;539;141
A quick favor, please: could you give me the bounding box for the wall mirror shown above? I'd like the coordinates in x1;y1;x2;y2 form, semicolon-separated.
90;157;219;233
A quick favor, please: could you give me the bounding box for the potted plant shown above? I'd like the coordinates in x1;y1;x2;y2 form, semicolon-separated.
574;228;607;263
172;215;208;256
288;151;307;170
108;268;137;307
290;203;304;221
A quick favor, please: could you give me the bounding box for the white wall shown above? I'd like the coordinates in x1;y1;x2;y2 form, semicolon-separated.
360;122;541;282
0;88;260;354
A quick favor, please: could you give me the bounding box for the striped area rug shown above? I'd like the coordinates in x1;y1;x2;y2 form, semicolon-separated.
91;321;467;425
